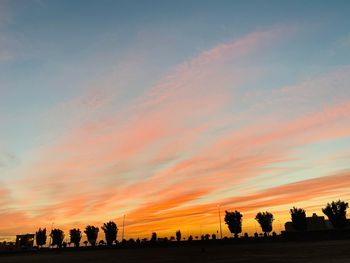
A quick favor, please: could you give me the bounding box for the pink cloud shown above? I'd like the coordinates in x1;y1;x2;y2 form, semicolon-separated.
2;27;350;239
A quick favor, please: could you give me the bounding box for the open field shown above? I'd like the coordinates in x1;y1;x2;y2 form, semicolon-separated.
1;240;350;263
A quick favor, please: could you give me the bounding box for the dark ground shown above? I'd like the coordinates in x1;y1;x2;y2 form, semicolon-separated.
1;240;350;263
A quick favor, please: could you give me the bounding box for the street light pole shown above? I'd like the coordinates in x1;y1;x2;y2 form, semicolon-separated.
218;205;223;239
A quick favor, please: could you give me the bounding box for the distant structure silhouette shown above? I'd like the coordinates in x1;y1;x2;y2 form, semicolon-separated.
16;234;34;249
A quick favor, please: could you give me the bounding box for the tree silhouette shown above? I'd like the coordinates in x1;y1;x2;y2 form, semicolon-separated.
50;229;64;248
322;200;349;229
84;225;99;246
255;211;274;235
224;210;243;238
151;232;157;242
69;228;82;247
290;207;307;231
35;228;47;248
101;221;118;246
188;235;193;241
175;230;181;242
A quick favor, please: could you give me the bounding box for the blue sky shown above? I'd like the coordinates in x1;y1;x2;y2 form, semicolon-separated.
0;0;350;239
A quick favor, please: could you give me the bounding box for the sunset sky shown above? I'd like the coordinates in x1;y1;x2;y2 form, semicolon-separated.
1;0;350;241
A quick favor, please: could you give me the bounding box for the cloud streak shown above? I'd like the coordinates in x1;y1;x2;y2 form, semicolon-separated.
1;26;350;239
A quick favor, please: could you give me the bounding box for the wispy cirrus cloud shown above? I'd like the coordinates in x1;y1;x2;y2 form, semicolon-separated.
1;26;350;238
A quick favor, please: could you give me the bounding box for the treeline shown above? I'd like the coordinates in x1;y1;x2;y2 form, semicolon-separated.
36;221;117;248
224;200;349;238
34;199;348;248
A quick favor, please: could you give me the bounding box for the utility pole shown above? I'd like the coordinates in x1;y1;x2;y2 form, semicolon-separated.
121;215;125;241
218;205;223;239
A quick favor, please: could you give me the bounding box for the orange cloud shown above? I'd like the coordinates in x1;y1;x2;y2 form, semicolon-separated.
2;27;350;240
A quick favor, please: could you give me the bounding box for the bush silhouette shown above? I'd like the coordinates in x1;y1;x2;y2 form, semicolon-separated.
322;200;349;229
99;240;105;246
255;211;274;235
151;232;157;242
50;229;64;248
224;210;243;238
84;225;99;246
290;207;307;231
175;230;181;242
35;228;47;248
69;228;82;247
101;221;118;246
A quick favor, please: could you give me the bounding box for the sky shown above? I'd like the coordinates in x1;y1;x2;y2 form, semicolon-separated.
0;0;350;241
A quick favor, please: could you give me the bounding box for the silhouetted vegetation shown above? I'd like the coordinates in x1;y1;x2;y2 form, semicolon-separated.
101;221;118;246
5;199;349;254
84;226;99;246
290;207;307;231
151;232;157;242
322;200;349;229
35;228;47;248
50;229;64;248
175;230;181;242
255;211;274;235
69;228;82;247
224;210;242;238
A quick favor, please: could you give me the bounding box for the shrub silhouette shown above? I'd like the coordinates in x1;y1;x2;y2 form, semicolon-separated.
101;221;118;246
188;235;193;241
175;230;181;242
322;200;349;229
35;228;47;248
84;225;99;246
290;207;307;231
151;232;157;242
224;210;243;238
255;211;274;235
69;228;82;247
50;229;64;248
